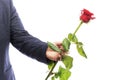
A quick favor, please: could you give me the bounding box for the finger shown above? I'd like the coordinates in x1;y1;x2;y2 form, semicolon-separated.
54;42;62;47
54;42;67;52
59;46;64;51
54;54;62;61
58;54;62;61
51;52;62;61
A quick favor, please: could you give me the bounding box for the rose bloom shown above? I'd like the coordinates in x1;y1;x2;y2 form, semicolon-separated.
80;9;95;23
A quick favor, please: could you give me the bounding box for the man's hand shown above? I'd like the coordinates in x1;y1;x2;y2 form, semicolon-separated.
46;42;64;61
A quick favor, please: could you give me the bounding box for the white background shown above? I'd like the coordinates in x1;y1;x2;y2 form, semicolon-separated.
9;0;120;80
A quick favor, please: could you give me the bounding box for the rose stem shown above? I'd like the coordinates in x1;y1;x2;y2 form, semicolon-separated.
45;61;58;80
73;21;83;36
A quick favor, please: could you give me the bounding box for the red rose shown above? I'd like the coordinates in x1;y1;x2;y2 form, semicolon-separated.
80;9;95;23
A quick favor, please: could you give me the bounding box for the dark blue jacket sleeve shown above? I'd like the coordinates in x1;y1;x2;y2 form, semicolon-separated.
10;0;49;64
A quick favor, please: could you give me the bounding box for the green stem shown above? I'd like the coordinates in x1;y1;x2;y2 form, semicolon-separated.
73;21;83;36
45;21;83;80
45;61;58;80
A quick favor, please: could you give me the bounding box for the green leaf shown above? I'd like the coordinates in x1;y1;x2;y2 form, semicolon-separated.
62;38;71;51
76;41;83;46
72;35;78;43
68;33;73;41
68;33;78;43
54;72;59;78
76;43;87;58
48;61;55;70
51;76;55;80
62;55;73;69
47;41;61;53
58;66;71;80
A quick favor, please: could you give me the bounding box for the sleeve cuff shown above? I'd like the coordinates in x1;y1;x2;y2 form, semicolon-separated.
35;42;51;64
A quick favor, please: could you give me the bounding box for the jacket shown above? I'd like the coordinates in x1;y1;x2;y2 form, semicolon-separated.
0;0;48;80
